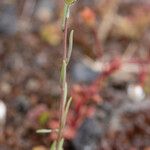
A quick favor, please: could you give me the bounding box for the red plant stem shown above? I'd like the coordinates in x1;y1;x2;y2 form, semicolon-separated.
64;19;68;60
92;28;102;58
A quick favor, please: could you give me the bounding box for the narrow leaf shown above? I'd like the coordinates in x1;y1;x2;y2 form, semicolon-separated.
67;30;74;64
63;82;68;108
63;97;72;125
58;139;64;150
65;97;72;117
36;129;52;134
60;60;67;83
50;141;56;150
36;129;58;134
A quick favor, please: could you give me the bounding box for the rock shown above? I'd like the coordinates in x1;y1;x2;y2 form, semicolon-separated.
35;0;55;22
127;84;145;102
4;53;24;71
111;70;135;85
109;100;150;132
71;57;101;83
73;118;102;150
0;4;18;35
0;81;12;95
14;96;30;114
35;52;48;68
0;100;7;127
26;79;40;92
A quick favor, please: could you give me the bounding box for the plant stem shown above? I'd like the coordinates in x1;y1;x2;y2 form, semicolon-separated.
64;18;68;60
56;16;68;150
55;1;77;149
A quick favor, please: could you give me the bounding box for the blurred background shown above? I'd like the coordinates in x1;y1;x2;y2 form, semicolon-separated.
0;0;150;150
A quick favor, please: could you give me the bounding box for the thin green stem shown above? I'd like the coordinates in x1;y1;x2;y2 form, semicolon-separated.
56;16;68;150
55;1;77;149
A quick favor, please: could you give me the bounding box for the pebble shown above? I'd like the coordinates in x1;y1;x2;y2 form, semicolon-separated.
35;0;55;22
14;96;30;114
0;81;12;94
0;100;7;127
35;52;48;67
127;84;145;102
26;79;40;92
73;118;102;150
71;57;102;83
0;4;18;35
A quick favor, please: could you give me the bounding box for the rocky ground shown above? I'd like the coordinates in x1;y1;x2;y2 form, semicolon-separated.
0;0;150;150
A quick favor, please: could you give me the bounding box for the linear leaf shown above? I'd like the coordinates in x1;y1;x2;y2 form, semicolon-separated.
50;141;56;150
63;82;68;108
58;138;64;150
67;30;74;64
36;129;58;134
63;97;72;125
65;97;72;116
60;60;67;84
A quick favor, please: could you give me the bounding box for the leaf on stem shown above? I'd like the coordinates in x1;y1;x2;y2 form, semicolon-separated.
67;30;74;64
36;129;58;134
58;139;64;150
63;82;68;108
50;141;56;150
65;97;72;117
60;60;67;84
63;97;72;125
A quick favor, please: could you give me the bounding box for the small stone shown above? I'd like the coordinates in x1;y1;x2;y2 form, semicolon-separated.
14;96;30;114
73;118;102;150
5;53;24;71
0;4;18;35
0;81;12;94
26;79;40;92
35;52;48;67
127;84;145;102
0;100;7;127
71;57;101;83
35;0;55;22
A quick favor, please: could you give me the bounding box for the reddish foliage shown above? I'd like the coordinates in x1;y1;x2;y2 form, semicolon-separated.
93;57;122;88
63;57;122;139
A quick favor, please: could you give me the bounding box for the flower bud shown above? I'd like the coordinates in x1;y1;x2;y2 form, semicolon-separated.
65;0;77;5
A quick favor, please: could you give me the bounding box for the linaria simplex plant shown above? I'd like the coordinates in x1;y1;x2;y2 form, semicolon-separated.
36;0;78;150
